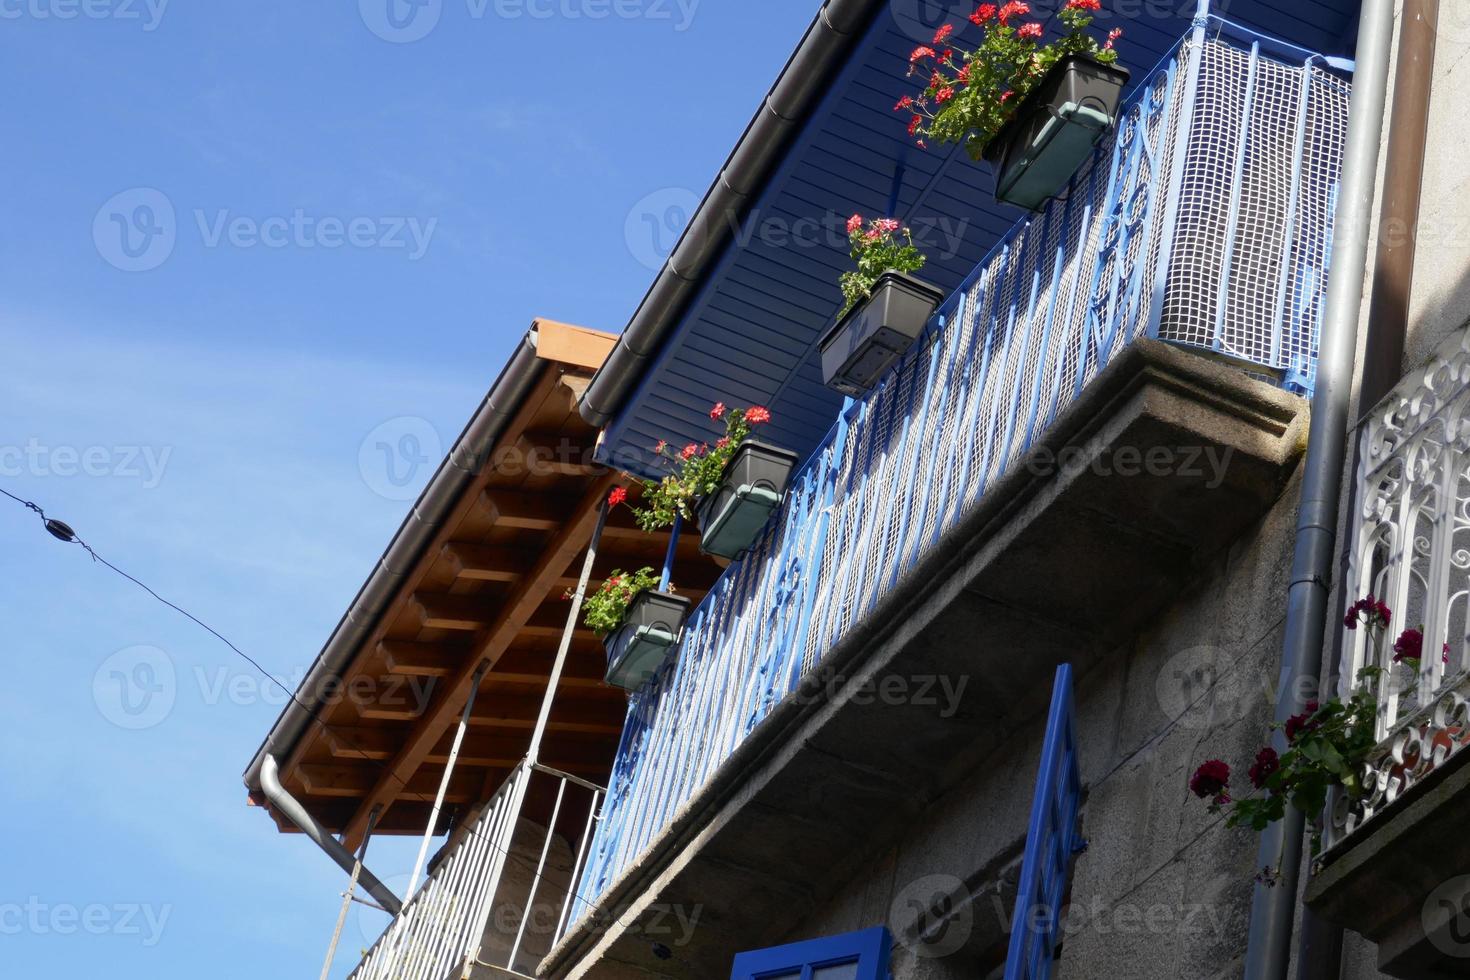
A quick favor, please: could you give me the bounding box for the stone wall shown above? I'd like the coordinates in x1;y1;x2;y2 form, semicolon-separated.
782;469;1310;979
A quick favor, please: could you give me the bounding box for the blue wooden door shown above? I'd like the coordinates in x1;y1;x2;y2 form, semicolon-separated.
730;925;891;980
1004;663;1084;980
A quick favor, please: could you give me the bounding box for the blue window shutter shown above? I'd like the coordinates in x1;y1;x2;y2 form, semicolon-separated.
730;925;892;980
1004;663;1084;980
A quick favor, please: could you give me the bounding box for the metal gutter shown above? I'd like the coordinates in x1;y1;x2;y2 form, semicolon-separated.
1241;1;1395;976
261;755;403;915
241;330;547;796
1298;4;1439;976
576;0;887;427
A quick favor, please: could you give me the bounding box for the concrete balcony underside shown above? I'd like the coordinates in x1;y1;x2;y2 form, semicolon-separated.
543;341;1307;979
1307;740;1470;978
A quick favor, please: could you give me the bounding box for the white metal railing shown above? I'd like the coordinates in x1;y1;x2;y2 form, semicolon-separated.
1328;331;1470;849
349;761;603;980
573;23;1351;921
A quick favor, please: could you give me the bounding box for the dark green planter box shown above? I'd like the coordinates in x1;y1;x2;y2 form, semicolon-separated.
603;589;690;691
983;55;1130;212
694;441;800;560
819;271;945;397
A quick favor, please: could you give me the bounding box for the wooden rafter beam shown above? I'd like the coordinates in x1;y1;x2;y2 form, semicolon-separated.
277;366;570;782
340;471;622;850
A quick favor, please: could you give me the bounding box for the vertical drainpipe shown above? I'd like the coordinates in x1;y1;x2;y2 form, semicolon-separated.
1296;3;1439;976
1241;1;1396;977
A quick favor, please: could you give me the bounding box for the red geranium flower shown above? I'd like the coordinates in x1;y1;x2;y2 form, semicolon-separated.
998;1;1030;24
608;486;628;508
1284;701;1321;743
908;115;923;136
935;86;956;104
1066;0;1101;10
1017;21;1043;40
1343;594;1391;631
710;402;726;420
680;443;700;461
933;23;954;44
1190;760;1230;802
654;439;667;454
745;406;771;425
1248;747;1279;789
1393;627;1424;664
909;45;937;63
893;95;914;112
971;3;997;24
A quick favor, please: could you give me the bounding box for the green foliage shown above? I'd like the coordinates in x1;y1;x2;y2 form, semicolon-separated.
622;405;771;531
581;567;663;637
1217;671;1382;856
838;217;928;318
901;2;1122;161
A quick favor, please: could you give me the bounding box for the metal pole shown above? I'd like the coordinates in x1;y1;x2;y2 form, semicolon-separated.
658;512;680;593
318;805;380;980
529;500;610;765
1241;2;1395;977
406;659;490;899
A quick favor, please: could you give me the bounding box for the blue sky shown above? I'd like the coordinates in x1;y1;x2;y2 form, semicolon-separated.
0;2;816;976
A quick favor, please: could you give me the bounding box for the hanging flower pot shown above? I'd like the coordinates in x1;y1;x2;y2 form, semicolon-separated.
603;588;691;692
582;567;690;691
692;440;801;560
819;269;945;396
981;54;1130;211
896;1;1128;211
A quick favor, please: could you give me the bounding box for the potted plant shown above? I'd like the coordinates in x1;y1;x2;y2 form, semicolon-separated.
897;0;1128;210
582;566;690;691
1187;595;1405;879
619;404;798;560
818;215;943;397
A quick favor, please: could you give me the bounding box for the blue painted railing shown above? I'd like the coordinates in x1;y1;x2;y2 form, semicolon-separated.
561;21;1351;932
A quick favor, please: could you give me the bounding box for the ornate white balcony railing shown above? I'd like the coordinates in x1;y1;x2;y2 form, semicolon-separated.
1327;333;1470;850
349;760;603;980
571;21;1351;924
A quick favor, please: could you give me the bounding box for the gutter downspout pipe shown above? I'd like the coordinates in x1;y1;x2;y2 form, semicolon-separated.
261;754;403;916
1298;5;1439;978
1242;2;1396;977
